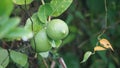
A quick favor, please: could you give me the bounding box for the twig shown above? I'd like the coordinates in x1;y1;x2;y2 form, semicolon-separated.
41;0;45;5
23;0;37;53
97;0;108;40
58;57;67;68
50;60;56;68
78;40;89;48
43;58;49;68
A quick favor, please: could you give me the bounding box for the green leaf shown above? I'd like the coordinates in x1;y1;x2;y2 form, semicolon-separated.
80;51;93;63
0;17;20;39
5;27;33;41
0;16;9;26
0;65;3;68
39;51;49;58
12;0;33;5
0;0;13;16
50;0;73;17
10;50;28;66
0;48;9;68
37;4;53;23
25;13;44;34
23;62;29;68
54;40;62;48
50;40;62;48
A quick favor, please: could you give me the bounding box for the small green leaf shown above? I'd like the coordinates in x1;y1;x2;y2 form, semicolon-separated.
50;40;62;48
0;0;13;16
37;4;53;23
0;48;9;68
25;13;44;34
0;17;20;39
39;51;49;58
5;27;33;41
80;51;93;63
50;0;73;17
12;0;33;5
55;40;62;48
10;50;28;66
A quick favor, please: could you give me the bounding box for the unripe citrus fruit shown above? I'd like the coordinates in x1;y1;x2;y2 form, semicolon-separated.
46;19;69;40
31;29;52;52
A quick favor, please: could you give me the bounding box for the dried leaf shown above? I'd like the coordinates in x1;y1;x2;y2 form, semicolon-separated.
94;46;106;51
99;38;114;51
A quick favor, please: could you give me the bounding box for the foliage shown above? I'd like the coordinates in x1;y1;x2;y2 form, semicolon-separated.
0;0;120;68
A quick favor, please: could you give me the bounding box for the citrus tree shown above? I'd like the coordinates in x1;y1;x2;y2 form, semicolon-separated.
0;0;73;68
0;0;119;68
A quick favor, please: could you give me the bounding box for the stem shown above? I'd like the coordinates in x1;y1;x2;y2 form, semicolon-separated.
104;0;108;28
41;0;52;22
43;58;49;68
41;0;45;5
24;0;37;53
50;60;56;68
97;0;107;40
58;57;67;68
48;16;51;22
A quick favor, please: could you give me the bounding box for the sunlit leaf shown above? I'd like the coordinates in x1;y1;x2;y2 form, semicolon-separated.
0;17;20;39
10;50;28;66
25;13;44;34
5;27;33;41
94;46;106;51
38;3;53;23
0;0;13;16
0;16;9;26
50;40;62;48
0;48;9;68
12;0;33;5
80;51;93;63
50;0;73;17
54;40;62;48
99;38;114;51
39;51;49;58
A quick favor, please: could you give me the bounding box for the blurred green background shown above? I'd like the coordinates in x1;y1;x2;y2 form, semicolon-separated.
10;0;120;68
58;0;120;68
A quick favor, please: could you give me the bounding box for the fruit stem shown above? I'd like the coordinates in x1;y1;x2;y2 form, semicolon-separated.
48;16;51;22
